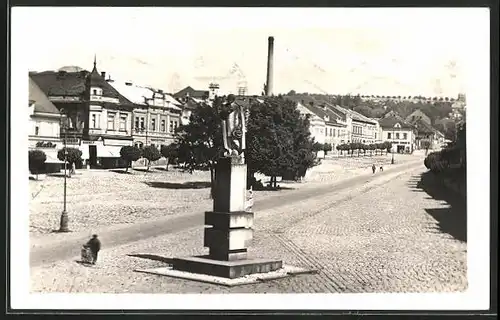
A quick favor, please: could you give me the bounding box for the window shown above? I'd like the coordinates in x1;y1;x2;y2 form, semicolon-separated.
403;133;408;140
151;118;156;131
396;133;400;139
92;89;97;95
92;114;98;128
119;114;127;131
388;132;392;139
374;133;377;140
325;128;328;136
135;117;140;130
107;113;115;130
35;126;39;135
161;120;166;132
169;121;173;132
140;117;145;130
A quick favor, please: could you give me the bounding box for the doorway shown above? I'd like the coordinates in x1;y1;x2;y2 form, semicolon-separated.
89;145;98;168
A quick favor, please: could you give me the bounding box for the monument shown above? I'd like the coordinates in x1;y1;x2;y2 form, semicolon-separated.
170;95;283;279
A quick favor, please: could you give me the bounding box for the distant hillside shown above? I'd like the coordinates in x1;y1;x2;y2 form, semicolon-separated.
284;93;454;128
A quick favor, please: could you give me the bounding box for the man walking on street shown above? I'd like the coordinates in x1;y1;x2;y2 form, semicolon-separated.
372;164;376;174
86;234;101;265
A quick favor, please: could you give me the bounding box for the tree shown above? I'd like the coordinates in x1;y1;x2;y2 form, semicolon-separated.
247;96;316;186
287;90;297;96
29;150;46;180
312;142;324;152
120;145;142;172
57;147;82;176
175;97;224;198
160;143;179;171
323;143;332;155
142;145;161;171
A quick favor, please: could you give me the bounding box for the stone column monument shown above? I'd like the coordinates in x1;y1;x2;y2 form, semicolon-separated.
171;95;282;279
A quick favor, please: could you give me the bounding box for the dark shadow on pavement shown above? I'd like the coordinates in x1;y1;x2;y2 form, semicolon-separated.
411;171;467;242
74;260;93;267
110;169;133;174
143;181;211;189
134;168;160;173
127;254;175;265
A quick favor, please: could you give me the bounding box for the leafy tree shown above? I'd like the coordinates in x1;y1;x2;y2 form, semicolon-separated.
323;143;332;155
175;97;224;197
160;143;180;171
29;150;46;180
57;147;82;175
120;145;142;172
287;90;297;96
247;96;316;186
312;142;324;152
142;145;161;171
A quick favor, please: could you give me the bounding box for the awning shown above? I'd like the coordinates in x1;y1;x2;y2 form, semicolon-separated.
97;145;121;158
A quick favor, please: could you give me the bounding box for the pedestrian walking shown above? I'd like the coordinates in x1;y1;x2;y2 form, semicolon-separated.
372;164;376;174
379;166;384;172
85;234;101;264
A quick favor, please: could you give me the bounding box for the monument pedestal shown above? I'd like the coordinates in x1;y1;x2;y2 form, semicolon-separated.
171;157;282;279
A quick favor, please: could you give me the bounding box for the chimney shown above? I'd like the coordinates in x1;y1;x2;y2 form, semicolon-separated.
101;71;106;78
265;36;274;96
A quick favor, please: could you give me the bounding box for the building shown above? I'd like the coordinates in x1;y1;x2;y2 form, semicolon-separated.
405;109;431;125
28;77;64;168
29;58;136;169
322;102;380;144
173;86;209;101
378;111;417;153
110;81;182;149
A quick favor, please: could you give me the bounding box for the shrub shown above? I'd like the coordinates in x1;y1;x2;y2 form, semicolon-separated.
29;150;46;179
57;147;82;168
120;145;142;172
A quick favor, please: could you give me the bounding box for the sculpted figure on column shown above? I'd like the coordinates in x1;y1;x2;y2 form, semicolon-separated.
219;94;247;164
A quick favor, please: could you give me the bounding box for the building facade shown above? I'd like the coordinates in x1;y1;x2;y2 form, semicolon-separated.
29;58;136;169
110;81;182;149
378;112;417;153
28;77;63;168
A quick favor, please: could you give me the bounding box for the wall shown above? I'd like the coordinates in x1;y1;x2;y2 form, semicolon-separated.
29;115;60;141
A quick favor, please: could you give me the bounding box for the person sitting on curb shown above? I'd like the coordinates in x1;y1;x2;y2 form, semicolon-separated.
85;234;101;265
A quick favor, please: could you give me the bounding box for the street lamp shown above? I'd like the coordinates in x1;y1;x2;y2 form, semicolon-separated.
59;108;70;232
391;129;395;164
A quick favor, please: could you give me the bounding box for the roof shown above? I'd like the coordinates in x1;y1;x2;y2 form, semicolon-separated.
173;86;209;99
29;77;60;115
109;82;153;105
30;68;134;106
378;113;415;129
412;118;435;134
30;70;87;96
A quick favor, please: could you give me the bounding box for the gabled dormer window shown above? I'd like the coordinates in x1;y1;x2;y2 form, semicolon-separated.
394;123;401;128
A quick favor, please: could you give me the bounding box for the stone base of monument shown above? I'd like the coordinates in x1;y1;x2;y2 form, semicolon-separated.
135;263;316;287
171;255;283;279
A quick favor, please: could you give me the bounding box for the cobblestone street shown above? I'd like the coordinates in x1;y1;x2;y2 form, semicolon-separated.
30;164;467;293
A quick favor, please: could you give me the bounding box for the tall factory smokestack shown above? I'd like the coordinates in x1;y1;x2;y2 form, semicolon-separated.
265;36;274;96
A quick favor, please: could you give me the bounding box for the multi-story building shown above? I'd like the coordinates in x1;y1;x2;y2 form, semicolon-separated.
323;102;380;144
28;77;63;167
29;58;135;168
110;81;182;149
378;111;417;153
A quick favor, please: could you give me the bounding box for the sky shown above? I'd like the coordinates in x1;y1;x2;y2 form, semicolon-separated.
14;7;486;97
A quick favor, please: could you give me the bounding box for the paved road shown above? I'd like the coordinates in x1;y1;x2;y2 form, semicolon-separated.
30;160;423;267
31;163;467;293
